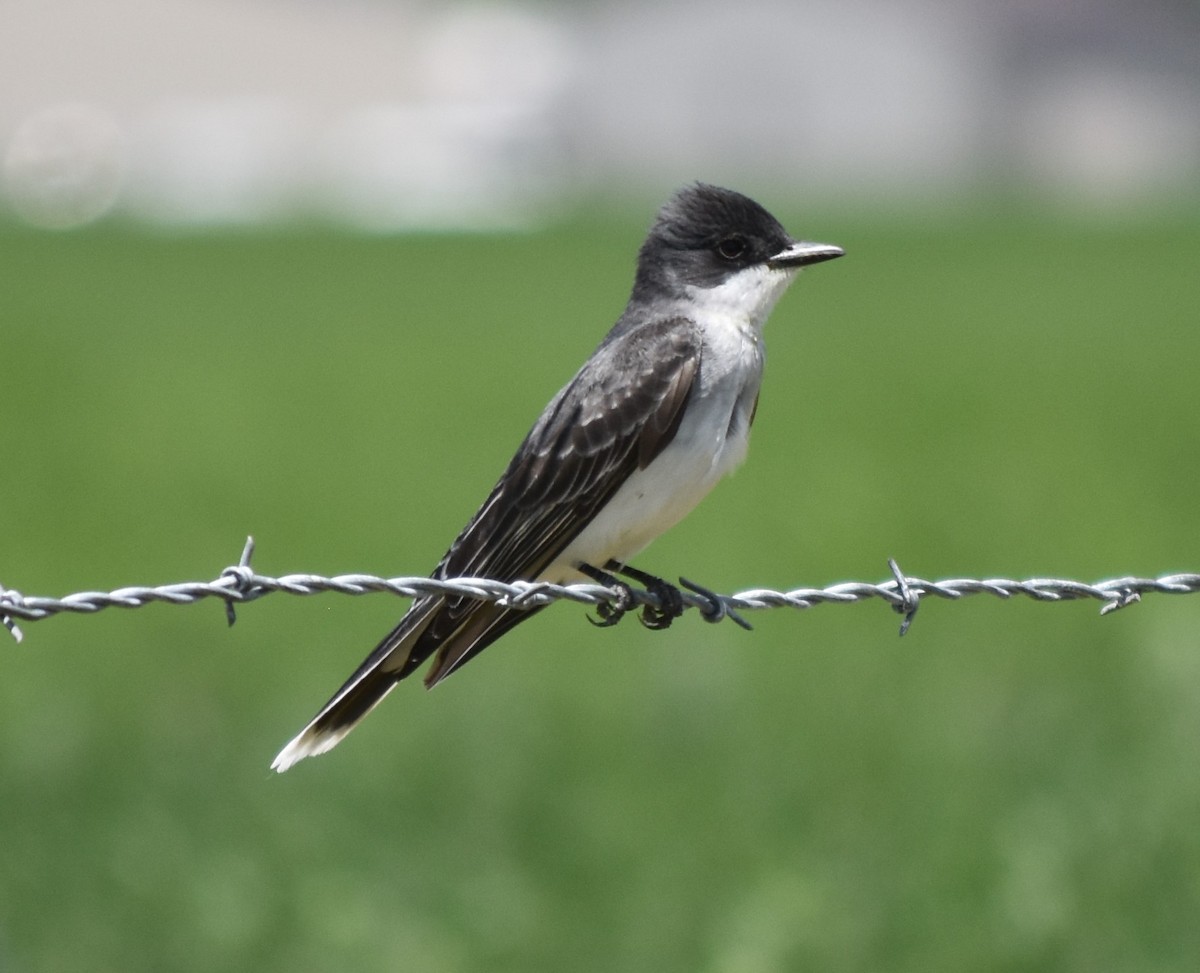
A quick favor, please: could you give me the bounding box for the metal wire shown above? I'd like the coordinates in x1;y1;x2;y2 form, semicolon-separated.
3;537;1196;644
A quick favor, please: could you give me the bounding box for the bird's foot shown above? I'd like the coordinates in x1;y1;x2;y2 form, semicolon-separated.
579;563;635;627
604;560;685;630
580;562;739;631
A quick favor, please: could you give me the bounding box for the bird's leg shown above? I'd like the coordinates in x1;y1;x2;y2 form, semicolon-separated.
579;562;636;627
604;560;684;630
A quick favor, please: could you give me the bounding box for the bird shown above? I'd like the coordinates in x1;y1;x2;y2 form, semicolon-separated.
271;183;843;771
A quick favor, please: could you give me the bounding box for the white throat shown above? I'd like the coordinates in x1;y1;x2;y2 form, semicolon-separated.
685;263;799;338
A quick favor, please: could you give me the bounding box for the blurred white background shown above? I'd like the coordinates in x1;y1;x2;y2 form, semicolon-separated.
2;0;1198;230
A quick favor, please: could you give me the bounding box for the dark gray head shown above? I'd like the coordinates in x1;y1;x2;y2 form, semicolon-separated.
629;183;843;304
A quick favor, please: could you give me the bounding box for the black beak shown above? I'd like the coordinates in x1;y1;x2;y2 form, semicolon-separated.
767;240;845;270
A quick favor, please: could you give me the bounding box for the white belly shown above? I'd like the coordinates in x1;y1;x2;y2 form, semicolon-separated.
543;323;763;583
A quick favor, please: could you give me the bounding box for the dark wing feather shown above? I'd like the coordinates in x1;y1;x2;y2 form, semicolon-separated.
407;315;702;684
271;317;701;763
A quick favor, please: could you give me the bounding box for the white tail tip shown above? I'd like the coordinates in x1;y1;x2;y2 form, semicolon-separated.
270;727;350;773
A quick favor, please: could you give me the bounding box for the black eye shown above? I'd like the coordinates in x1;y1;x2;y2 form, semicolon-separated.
716;236;747;260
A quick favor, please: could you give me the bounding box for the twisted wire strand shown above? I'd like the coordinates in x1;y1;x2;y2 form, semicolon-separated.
2;537;1196;643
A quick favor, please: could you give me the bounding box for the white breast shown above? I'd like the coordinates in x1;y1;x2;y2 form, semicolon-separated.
540;296;772;583
543;264;799;582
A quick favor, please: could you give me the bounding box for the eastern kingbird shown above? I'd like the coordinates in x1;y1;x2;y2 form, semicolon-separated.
272;183;842;771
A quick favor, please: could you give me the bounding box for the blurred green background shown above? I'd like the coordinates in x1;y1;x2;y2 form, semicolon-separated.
2;201;1199;972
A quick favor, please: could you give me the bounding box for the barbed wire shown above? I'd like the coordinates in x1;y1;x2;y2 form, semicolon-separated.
2;536;1197;644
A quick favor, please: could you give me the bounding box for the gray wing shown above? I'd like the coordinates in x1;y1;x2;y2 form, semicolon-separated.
276;315;702;764
408;314;702;683
441;317;701;581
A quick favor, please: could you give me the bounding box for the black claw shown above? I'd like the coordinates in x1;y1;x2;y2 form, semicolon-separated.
583;561;741;632
588;581;634;627
639;604;672;630
580;562;635;627
604;561;685;631
638;577;683;629
587;608;620;628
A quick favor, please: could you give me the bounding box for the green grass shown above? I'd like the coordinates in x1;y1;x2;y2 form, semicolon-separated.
2;204;1199;972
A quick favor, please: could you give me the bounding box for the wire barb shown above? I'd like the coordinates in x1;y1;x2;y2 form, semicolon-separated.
1;540;1197;640
1;579;24;643
679;576;753;630
888;557;920;636
220;535;258;627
